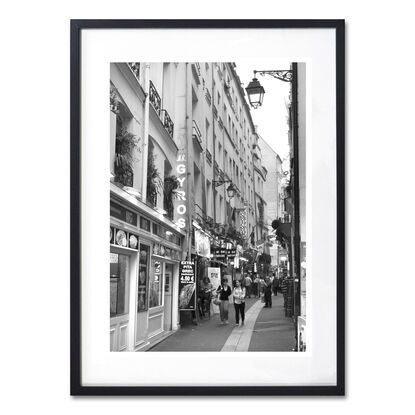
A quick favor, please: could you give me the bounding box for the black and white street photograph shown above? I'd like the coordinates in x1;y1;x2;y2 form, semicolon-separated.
109;61;307;352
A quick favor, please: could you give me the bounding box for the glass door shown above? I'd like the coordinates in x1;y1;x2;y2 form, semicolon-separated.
110;252;130;351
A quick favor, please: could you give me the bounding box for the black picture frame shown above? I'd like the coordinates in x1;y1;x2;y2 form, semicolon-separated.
71;19;345;396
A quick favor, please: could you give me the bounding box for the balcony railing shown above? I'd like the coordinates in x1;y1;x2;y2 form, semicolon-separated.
162;109;174;139
192;120;202;146
218;117;223;130
214;160;219;171
191;63;201;85
149;81;162;116
127;62;140;81
205;89;212;106
213;104;218;119
206;149;212;165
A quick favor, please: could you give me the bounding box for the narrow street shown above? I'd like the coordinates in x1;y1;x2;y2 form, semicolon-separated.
150;294;295;352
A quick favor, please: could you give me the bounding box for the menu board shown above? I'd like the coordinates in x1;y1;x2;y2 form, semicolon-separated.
178;261;196;310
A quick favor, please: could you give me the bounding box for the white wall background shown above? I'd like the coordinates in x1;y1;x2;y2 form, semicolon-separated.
1;0;414;412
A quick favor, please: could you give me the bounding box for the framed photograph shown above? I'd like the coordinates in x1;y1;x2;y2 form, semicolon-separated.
71;19;345;395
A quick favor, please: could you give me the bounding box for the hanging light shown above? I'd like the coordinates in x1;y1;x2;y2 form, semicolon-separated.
226;183;237;199
245;77;265;108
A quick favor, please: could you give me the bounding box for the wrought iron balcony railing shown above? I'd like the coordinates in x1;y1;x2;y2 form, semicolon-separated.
213;104;218;119
162;109;174;139
191;63;201;85
149;80;162;116
127;62;140;81
192;120;202;146
206;149;212;165
205;89;212;106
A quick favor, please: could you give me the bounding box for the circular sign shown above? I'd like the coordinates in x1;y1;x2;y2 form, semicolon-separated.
129;234;138;249
116;230;127;247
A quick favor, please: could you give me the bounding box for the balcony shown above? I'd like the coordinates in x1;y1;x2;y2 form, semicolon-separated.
162;109;174;139
149;80;162;116
127;62;140;81
192;120;203;149
205;89;212;106
192;63;201;85
213;104;218;119
206;149;212;165
218;117;224;130
214;160;219;172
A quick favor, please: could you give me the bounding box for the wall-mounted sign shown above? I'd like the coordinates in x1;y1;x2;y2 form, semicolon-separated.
178;261;196;310
211;247;226;259
226;248;236;258
175;151;187;229
195;229;211;258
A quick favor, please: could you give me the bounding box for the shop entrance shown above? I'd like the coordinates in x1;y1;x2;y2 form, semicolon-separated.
163;263;174;331
110;252;130;351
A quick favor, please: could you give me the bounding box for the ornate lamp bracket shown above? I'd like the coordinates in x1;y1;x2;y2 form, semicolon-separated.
254;70;293;83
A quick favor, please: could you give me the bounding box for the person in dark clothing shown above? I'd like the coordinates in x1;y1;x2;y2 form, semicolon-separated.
216;277;232;324
263;277;272;307
272;274;279;296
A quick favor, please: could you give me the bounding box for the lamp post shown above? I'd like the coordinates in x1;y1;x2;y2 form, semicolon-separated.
246;65;302;351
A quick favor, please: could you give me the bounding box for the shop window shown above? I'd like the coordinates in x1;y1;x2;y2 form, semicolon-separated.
149;260;163;308
137;244;150;311
110;253;129;317
140;216;151;232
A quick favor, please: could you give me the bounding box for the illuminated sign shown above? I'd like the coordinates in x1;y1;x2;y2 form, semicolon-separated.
175;151;187;229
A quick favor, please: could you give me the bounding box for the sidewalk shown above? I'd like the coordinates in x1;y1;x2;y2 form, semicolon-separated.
249;293;296;351
149;294;295;352
150;298;257;352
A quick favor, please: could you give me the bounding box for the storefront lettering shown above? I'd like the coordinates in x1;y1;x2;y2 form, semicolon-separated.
176;152;187;229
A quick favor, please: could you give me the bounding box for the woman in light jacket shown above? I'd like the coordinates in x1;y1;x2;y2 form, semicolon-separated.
233;279;246;326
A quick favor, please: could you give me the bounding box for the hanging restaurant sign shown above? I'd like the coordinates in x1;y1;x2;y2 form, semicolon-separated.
195;229;211;258
178;261;196;310
211;246;226;259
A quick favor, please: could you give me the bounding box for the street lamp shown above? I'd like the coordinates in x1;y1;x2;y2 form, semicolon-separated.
213;179;237;199
245;70;292;108
245;77;265;109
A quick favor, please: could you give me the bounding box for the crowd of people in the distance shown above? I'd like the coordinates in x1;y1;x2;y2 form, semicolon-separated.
197;270;293;327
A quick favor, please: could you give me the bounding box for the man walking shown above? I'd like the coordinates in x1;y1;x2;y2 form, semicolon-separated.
244;273;252;298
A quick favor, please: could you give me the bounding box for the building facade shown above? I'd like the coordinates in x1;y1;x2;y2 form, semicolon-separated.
258;135;284;268
109;62;267;351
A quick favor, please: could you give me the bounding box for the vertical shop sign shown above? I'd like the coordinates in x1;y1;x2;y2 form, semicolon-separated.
178;261;196;310
175;151;187;229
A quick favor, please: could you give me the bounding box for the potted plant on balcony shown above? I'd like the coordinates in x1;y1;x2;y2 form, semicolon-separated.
114;127;139;187
146;149;162;206
163;175;180;220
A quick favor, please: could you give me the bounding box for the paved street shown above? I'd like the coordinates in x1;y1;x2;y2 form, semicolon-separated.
149;294;296;352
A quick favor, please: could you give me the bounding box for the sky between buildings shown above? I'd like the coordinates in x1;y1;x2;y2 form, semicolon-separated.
234;61;292;163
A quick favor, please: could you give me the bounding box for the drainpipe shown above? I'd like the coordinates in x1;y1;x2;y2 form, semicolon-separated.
141;63;150;203
185;63;192;261
291;62;301;350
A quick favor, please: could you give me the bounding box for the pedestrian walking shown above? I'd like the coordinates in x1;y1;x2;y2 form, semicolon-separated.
216;277;232;325
233;279;246;326
253;274;261;298
272;273;279;296
243;274;252;298
263;277;272;308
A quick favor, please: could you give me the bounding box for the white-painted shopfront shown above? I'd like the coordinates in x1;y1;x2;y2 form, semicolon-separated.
110;186;184;351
